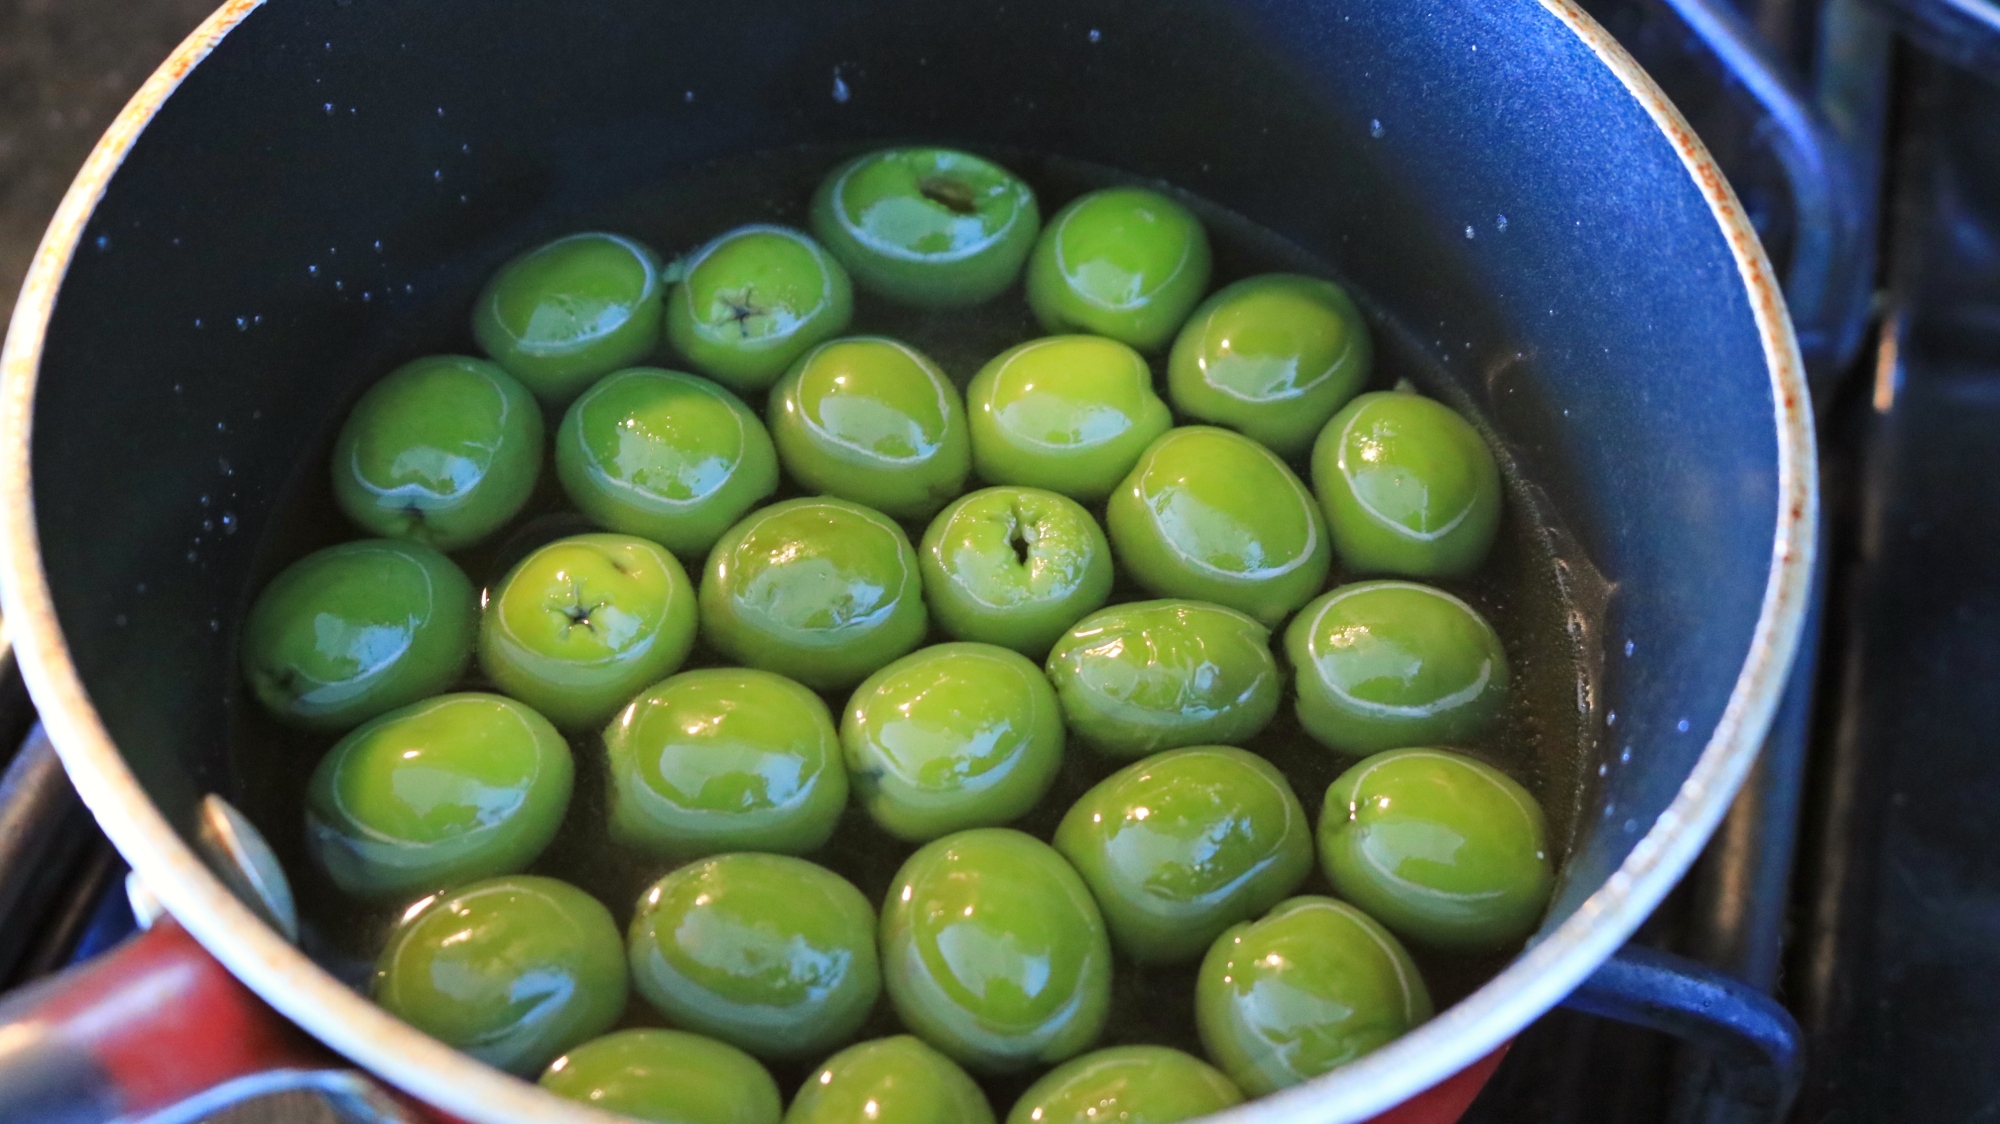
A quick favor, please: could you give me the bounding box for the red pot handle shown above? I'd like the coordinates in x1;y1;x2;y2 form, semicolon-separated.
0;917;357;1121
1362;1043;1510;1124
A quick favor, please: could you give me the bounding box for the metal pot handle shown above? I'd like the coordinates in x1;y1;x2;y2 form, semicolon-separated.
1563;945;1804;1121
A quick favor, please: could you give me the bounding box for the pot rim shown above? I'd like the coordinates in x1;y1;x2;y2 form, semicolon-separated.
0;1;1817;1121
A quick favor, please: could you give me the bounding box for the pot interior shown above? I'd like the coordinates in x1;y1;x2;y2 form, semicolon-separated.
28;0;1777;1052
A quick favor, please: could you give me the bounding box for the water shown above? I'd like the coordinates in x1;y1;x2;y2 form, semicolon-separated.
224;143;1600;1101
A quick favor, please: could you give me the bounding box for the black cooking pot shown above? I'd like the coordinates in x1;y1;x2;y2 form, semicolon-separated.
0;1;1816;1121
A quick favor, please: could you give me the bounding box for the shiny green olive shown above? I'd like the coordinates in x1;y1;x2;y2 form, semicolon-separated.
605;668;846;859
1105;427;1330;627
331;355;544;551
842;643;1064;843
1319;747;1553;951
1054;746;1311;965
629;853;880;1061
1284;581;1509;756
965;336;1171;504
1310;390;1502;578
786;1035;994;1124
542;1029;783;1124
1195;896;1432;1096
1044;600;1280;759
306;692;571;900
769;337;970;520
881;828;1111;1073
1025;188;1211;352
374;875;626;1076
666;225;855;394
1166;274;1371;459
1005;1046;1243;1124
918;487;1113;658
700;498;927;691
556;367;779;559
242;540;476;732
471;232;665;406
479;533;697;729
810;147;1040;308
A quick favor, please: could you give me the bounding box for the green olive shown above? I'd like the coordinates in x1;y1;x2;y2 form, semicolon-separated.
1054;746;1311;965
556;367;779;560
918;486;1113;658
306;692;572;900
700;498;928;691
1194;896;1431;1095
471;232;665;406
1319;747;1553;951
542;1029;782;1124
769;337;970;520
1044;600;1280;760
1105;427;1330;627
331;355;544;551
629;853;880;1061
810;147;1040;308
374;875;627;1076
241;540;476;732
1283;580;1509;756
784;1035;995;1124
1166;274;1371;459
605;668;846;859
1005;1046;1243;1124
842;642;1064;843
1025;188;1211;352
479;533;698;729
881;828;1111;1073
965;336;1171;504
1310;390;1502;578
666;225;855;394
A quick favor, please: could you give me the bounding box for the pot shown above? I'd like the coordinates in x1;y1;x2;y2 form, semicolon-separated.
0;0;1816;1121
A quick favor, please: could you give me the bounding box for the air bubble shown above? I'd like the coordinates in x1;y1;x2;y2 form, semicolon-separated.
433;170;443;182
1625;639;1636;656
94;235;110;251
215;421;226;433
1677;718;1690;733
1496;214;1509;232
1621;746;1632;762
372;240;382;252
208;618;221;632
1597;763;1608;777
684;90;695;103
323;103;334;114
308;264;319;276
1464;225;1475;239
1369;119;1384;138
198;493;211;507
220;512;238;534
1088;28;1102;42
831;69;851;104
1607;711;1618;726
1624;819;1638;833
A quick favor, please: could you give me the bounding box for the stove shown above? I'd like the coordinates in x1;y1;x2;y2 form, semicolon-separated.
0;1;1995;1121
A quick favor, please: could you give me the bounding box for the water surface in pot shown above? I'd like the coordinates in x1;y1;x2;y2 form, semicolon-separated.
220;142;1606;1105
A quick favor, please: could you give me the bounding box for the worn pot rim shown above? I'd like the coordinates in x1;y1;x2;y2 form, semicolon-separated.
0;2;1817;1121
